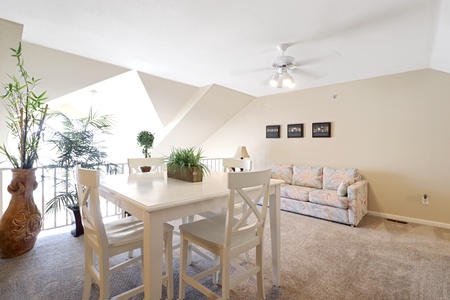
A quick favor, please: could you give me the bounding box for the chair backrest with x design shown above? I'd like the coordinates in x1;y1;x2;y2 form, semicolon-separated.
225;169;270;247
76;167;107;251
223;158;252;172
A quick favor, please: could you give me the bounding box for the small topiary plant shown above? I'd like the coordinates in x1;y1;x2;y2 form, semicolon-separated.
137;131;155;158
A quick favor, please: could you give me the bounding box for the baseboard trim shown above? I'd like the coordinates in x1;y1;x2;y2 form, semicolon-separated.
368;211;450;229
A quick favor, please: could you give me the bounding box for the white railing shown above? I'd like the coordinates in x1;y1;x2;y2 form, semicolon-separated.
0;158;224;231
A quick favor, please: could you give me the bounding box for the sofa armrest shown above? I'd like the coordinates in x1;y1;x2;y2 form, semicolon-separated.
347;180;368;226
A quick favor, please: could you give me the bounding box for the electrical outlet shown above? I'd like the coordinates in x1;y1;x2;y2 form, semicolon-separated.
422;194;429;205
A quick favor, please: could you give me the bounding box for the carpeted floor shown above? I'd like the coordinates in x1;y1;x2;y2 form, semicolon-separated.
1;211;450;300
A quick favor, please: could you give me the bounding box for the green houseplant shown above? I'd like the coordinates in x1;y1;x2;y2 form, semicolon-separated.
137;130;154;158
136;130;155;172
0;43;49;258
44;108;114;236
165;146;210;182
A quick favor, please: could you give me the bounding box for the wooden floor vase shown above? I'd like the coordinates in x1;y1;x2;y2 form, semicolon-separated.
0;169;42;259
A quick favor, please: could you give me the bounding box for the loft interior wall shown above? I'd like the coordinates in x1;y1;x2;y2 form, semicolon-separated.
201;69;450;226
1;18;449;226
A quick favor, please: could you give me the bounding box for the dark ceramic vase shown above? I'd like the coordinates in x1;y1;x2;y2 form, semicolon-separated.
67;206;84;237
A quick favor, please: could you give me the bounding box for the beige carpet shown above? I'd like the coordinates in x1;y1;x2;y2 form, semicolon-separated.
1;211;450;299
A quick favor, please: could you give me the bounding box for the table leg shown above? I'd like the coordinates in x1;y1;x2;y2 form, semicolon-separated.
269;185;281;286
143;213;164;300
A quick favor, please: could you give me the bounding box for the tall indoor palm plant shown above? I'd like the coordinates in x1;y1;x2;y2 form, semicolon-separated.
43;108;114;236
44;108;115;214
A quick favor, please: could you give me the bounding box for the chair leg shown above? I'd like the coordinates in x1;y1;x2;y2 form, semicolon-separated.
184;215;195;266
165;230;174;300
98;251;111;300
212;255;220;284
178;235;189;300
221;254;231;300
83;248;94;300
98;254;111;300
256;243;265;300
244;250;251;262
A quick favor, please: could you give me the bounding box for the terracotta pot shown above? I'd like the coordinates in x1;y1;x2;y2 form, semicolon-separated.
0;169;42;259
140;166;151;173
167;165;203;182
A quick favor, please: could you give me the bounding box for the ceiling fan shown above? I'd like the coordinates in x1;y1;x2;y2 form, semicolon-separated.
232;42;340;89
269;43;299;88
263;42;342;89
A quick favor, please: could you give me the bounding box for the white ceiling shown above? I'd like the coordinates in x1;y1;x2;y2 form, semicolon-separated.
1;0;449;97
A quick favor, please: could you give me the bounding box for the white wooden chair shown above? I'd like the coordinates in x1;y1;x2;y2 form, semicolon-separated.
76;167;174;300
194;158;253;283
222;158;252;172
127;157;165;174
178;169;271;300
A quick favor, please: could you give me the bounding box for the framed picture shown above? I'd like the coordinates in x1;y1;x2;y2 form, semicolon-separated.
312;122;331;138
266;125;280;138
287;123;303;138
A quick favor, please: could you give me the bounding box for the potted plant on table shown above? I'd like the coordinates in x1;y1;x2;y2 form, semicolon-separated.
43;108;114;237
0;43;48;258
165;146;210;182
136;130;154;172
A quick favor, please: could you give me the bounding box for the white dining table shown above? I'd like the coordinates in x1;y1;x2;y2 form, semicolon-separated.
99;171;283;300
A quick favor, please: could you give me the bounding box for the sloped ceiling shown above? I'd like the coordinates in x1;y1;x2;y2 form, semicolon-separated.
152;84;255;156
138;72;198;126
0;0;449;98
2;1;450;158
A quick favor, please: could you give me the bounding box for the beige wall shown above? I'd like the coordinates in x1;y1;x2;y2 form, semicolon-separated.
202;69;450;226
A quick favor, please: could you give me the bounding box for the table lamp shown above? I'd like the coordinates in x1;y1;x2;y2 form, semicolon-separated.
234;146;250;160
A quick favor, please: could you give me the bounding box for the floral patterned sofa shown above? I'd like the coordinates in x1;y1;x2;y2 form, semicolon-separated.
271;164;368;226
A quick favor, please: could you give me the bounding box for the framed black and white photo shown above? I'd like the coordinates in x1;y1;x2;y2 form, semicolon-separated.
266;125;280;138
287;123;303;138
312;122;331;138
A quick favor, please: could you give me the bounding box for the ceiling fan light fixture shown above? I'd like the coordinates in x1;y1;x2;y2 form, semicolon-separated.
269;73;280;87
282;73;295;88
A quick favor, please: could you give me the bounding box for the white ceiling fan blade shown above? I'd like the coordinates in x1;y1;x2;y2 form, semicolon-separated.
291;68;328;81
231;67;271;76
293;50;342;67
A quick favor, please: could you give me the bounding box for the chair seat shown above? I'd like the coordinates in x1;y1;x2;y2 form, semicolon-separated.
180;213;257;249
105;217;174;247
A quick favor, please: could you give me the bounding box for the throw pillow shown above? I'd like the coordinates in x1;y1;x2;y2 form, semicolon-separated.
271;164;293;184
337;178;356;197
292;166;323;189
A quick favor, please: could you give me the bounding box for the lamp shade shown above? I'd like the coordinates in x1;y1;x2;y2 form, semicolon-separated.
234;146;250;159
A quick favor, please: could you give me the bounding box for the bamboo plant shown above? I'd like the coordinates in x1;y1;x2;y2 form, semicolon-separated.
0;42;48;169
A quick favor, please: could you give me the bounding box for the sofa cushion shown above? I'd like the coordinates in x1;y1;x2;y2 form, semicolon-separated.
309;189;349;209
271;164;293;184
281;185;316;202
337;178;356;197
323;167;360;190
292;166;323;189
